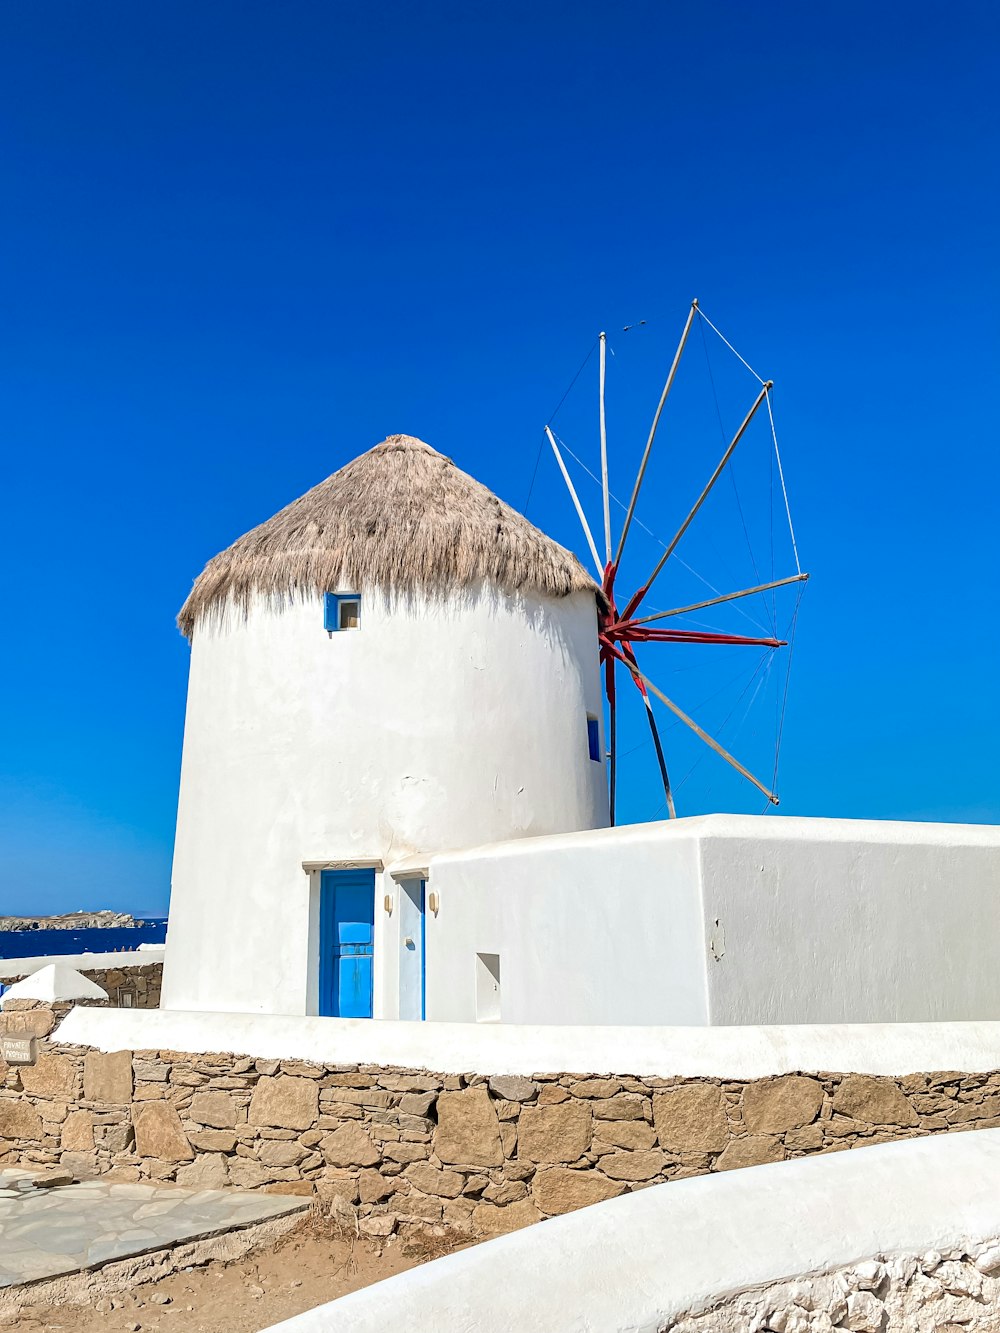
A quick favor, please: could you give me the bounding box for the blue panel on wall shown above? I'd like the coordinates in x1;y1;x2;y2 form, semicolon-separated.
319;868;375;1018
587;716;601;762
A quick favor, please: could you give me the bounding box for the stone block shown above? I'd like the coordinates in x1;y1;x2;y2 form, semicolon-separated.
322;1122;380;1167
599;1149;667;1181
591;1094;647;1120
133;1101;195;1161
398;1092;436;1117
1;1008;54;1038
488;1075;536;1102
653;1085;728;1152
405;1162;465;1198
713;1135;785;1171
60;1150;98;1177
316;1172;360;1205
569;1079;622;1099
175;1154;230;1189
189;1129;237;1152
189;1090;238;1128
358;1168;395;1203
100;1123;135;1153
264;1180;315;1196
228;1159;282;1188
0;1099;43;1140
382;1140;429;1163
832;1076;918;1127
949;1095;1000;1124
257;1139;306;1167
483;1180;526;1205
784;1124;825;1151
434;1088;503;1167
742;1076;824;1133
593;1120;658;1151
83;1050;133;1105
472;1197;542;1236
249;1075;319;1130
532;1167;625;1216
61;1110;95;1151
538;1085;569;1105
517;1102;593;1163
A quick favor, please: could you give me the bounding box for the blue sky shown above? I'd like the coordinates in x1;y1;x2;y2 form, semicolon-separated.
2;1;997;915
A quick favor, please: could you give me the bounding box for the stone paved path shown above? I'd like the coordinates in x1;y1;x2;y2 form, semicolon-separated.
0;1169;307;1288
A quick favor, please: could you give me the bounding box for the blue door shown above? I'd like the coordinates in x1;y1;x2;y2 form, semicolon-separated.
319;869;375;1018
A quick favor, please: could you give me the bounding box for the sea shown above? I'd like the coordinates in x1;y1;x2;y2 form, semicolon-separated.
0;919;168;961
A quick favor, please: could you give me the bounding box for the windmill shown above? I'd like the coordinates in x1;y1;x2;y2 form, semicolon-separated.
542;299;808;823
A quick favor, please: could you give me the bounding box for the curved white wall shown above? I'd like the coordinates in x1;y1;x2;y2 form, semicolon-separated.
260;1130;1000;1333
162;584;607;1015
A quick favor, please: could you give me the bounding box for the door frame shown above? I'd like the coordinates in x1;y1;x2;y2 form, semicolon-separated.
317;863;376;1018
303;859;383;1018
395;876;427;1021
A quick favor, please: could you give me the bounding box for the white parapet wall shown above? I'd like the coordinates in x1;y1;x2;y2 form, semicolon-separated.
261;1129;1000;1333
0;948;165;981
424;814;1000;1025
55;1005;1000;1077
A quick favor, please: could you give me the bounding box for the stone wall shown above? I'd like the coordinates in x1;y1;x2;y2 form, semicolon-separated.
669;1245;1000;1332
3;1008;1000;1240
1;964;162;1010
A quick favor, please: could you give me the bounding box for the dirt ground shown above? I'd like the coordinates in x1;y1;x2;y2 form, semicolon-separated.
11;1215;468;1333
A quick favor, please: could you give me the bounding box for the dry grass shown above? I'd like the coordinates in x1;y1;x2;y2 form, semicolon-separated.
179;434;599;637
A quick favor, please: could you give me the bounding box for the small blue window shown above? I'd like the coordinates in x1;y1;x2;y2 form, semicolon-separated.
587;715;601;762
324;593;361;633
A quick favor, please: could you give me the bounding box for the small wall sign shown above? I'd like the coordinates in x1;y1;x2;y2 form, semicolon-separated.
1;1036;37;1066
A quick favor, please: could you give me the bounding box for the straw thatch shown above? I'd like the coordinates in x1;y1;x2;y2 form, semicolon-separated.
178;434;600;638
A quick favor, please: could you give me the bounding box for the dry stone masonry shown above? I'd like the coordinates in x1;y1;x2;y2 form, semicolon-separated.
666;1244;1000;1332
3;1004;1000;1241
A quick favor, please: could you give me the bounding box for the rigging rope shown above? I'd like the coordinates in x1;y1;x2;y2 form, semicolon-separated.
526;335;600;514
697;313;771;634
766;389;802;574
697;306;802;576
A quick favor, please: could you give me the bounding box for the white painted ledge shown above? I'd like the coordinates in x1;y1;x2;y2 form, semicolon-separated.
261;1129;1000;1333
0;949;165;981
53;1006;1000;1078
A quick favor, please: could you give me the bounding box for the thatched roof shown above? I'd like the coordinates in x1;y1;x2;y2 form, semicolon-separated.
178;434;599;638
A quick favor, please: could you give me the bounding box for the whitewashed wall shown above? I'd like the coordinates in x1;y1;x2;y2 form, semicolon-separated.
162;584;607;1017
56;1005;1000;1077
425;814;1000;1026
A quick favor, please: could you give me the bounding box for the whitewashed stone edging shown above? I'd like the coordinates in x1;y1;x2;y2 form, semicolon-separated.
0;950;165;980
259;1128;1000;1333
57;1006;1000;1078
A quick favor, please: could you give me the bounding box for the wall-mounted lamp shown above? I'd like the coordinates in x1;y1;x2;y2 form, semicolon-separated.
428;891;440;916
383;894;393;915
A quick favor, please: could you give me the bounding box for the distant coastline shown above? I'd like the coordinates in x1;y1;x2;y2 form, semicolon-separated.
0;910;150;933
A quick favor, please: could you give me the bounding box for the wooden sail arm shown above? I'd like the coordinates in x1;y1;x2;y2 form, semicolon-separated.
613;300;698;569
544;426;603;578
630;572;810;625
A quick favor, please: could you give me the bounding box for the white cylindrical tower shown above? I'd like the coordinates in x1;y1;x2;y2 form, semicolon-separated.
162;435;609;1016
